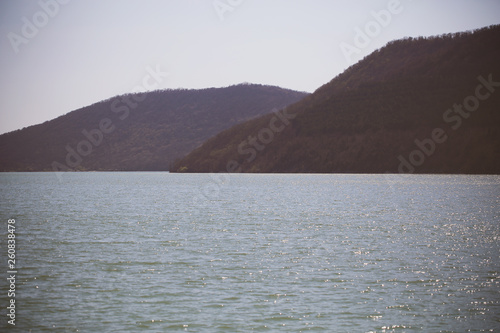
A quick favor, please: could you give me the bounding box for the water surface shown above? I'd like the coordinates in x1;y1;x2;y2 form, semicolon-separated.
0;173;499;332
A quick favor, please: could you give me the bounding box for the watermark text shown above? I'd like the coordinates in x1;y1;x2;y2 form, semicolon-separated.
397;74;499;173
7;0;70;54
6;219;17;326
51;64;169;180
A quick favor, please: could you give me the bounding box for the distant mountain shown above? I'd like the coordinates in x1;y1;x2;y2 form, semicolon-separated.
0;84;307;172
173;25;500;174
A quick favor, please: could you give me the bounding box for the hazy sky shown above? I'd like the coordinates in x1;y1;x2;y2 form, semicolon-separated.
1;0;499;135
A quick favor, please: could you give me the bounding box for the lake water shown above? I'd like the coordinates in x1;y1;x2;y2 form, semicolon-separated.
0;172;499;332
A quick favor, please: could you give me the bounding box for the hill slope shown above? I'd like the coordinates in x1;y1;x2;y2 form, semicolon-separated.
0;84;307;171
173;25;500;174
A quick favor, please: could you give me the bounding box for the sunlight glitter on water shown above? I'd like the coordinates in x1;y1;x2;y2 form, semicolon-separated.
0;173;499;331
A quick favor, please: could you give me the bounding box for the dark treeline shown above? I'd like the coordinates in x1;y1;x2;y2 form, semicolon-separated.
174;25;500;174
0;84;307;171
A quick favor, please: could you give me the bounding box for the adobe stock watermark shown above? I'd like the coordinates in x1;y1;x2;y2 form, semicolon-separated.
6;219;17;326
192;106;297;207
213;0;243;21
7;0;70;54
397;73;499;173
51;64;169;181
339;0;409;64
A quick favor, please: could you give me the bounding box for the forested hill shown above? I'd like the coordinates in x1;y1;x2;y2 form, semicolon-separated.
0;84;307;171
173;25;500;174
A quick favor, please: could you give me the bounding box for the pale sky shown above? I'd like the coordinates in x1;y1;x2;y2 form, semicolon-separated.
1;0;499;135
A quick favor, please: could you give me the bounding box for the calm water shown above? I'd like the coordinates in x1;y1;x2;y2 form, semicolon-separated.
0;173;499;332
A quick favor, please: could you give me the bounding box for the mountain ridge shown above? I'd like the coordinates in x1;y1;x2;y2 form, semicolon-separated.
173;25;500;174
0;84;308;172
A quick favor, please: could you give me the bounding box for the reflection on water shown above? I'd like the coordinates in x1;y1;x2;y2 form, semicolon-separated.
0;173;499;331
